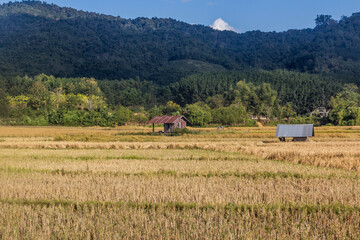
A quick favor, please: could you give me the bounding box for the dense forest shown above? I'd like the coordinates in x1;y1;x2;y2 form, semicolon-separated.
0;1;360;84
0;1;360;126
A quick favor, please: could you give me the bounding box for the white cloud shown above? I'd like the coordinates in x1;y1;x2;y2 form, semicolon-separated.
181;0;192;2
210;18;238;32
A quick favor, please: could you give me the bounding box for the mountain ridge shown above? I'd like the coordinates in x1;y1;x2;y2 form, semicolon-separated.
0;1;119;20
0;1;359;85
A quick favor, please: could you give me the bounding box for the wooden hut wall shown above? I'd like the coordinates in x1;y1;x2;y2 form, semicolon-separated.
181;119;186;128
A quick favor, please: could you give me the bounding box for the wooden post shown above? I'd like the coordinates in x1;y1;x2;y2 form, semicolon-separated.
153;123;155;133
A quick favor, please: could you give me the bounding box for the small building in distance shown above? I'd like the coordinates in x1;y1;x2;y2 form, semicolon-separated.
251;115;269;121
276;124;314;142
310;107;330;118
148;116;192;133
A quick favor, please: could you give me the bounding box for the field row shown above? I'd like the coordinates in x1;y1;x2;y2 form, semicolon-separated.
0;149;356;178
2;167;358;180
1;202;359;239
1;173;359;205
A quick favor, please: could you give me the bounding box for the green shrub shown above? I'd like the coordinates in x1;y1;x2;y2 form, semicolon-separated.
29;115;49;126
173;128;192;136
183;103;212;126
63;111;81;126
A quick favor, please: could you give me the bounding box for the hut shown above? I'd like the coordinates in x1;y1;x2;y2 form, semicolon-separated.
148;116;192;133
276;124;314;142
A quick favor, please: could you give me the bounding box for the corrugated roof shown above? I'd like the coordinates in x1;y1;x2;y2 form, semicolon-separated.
276;124;314;137
148;116;192;125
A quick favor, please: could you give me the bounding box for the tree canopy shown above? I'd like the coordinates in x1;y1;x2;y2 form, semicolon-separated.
0;1;359;85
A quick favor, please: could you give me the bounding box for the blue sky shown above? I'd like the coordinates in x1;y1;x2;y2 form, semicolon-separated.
4;0;360;32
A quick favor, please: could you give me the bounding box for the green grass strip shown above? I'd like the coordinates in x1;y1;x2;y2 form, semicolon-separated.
0;198;359;214
0;167;358;180
0;154;248;162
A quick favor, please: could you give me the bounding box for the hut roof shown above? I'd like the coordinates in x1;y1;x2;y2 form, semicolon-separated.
276;124;314;138
148;116;192;125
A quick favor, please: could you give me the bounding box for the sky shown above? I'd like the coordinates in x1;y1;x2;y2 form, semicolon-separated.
3;0;360;32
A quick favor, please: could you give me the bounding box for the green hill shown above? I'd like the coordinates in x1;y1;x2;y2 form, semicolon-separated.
0;1;360;85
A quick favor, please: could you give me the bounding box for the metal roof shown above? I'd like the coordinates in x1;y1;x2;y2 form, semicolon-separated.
148;116;192;125
276;124;314;137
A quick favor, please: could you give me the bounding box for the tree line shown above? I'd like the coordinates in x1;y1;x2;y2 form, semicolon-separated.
0;73;359;127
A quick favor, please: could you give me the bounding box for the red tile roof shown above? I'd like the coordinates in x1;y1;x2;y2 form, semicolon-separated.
148;116;191;125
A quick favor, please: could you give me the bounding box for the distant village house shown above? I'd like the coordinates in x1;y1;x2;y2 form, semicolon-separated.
148;116;192;133
310;107;330;118
251;115;269;121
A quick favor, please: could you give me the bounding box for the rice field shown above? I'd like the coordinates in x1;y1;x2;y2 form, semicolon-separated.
0;125;359;239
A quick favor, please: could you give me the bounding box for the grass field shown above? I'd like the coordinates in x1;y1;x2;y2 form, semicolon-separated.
0;126;359;239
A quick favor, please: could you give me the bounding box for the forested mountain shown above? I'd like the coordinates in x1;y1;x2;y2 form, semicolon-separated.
1;0;360;127
1;1;360;85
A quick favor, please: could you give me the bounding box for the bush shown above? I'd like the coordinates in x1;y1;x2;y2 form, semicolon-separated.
48;109;65;125
244;120;257;127
29;115;49;126
211;105;248;126
173;128;191;136
11;115;49;126
113;106;132;126
62;111;81;126
183;103;212;126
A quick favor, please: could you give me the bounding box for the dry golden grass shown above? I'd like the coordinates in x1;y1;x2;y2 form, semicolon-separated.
1;173;359;205
2;202;360;239
0;149;357;178
240;141;360;171
1;138;360;172
1;202;360;239
0;125;360;238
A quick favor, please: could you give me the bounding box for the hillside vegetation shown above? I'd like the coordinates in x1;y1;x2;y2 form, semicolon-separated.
1;73;359;127
0;1;360;85
0;1;360;126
